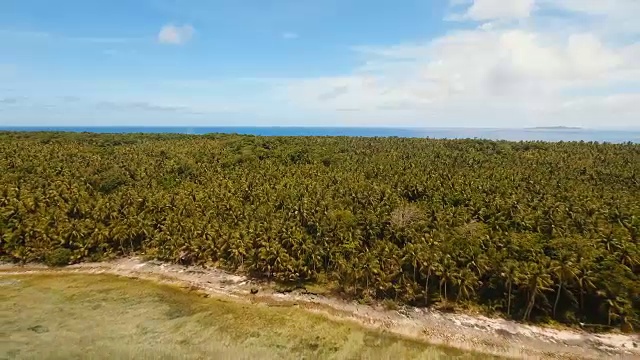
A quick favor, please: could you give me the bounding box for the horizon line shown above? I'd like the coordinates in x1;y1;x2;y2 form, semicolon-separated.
2;125;640;131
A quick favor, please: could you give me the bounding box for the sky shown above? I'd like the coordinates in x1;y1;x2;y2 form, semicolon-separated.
0;0;639;128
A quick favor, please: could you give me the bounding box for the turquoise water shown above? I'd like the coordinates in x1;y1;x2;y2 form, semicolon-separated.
2;126;640;143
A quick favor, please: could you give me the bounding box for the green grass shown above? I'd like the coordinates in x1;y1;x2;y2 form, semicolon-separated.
0;274;490;360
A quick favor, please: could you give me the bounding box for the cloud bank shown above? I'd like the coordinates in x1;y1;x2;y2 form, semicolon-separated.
274;0;640;127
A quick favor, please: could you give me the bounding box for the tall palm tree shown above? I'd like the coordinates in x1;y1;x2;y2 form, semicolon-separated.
550;252;578;319
521;262;553;321
500;260;520;317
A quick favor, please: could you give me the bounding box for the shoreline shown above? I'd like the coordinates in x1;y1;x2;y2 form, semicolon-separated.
2;257;638;359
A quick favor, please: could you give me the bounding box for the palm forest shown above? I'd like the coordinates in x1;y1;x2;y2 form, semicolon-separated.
1;131;639;330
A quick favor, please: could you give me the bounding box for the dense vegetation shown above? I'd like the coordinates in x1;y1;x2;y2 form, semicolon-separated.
1;131;639;330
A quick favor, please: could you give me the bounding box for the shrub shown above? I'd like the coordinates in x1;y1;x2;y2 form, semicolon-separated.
45;248;73;267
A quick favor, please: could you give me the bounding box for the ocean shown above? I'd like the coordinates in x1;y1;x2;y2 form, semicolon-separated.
2;126;640;143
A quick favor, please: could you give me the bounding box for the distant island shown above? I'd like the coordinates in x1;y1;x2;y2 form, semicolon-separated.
527;126;583;130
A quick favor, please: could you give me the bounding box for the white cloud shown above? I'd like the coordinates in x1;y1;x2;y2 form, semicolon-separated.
6;2;638;128
462;0;535;20
277;26;640;127
478;22;495;31
265;0;640;127
158;24;195;45
282;32;299;40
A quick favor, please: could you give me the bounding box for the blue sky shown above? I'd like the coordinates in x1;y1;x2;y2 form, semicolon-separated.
1;0;639;128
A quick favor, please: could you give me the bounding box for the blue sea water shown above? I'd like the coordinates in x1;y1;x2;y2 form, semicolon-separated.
2;126;640;143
